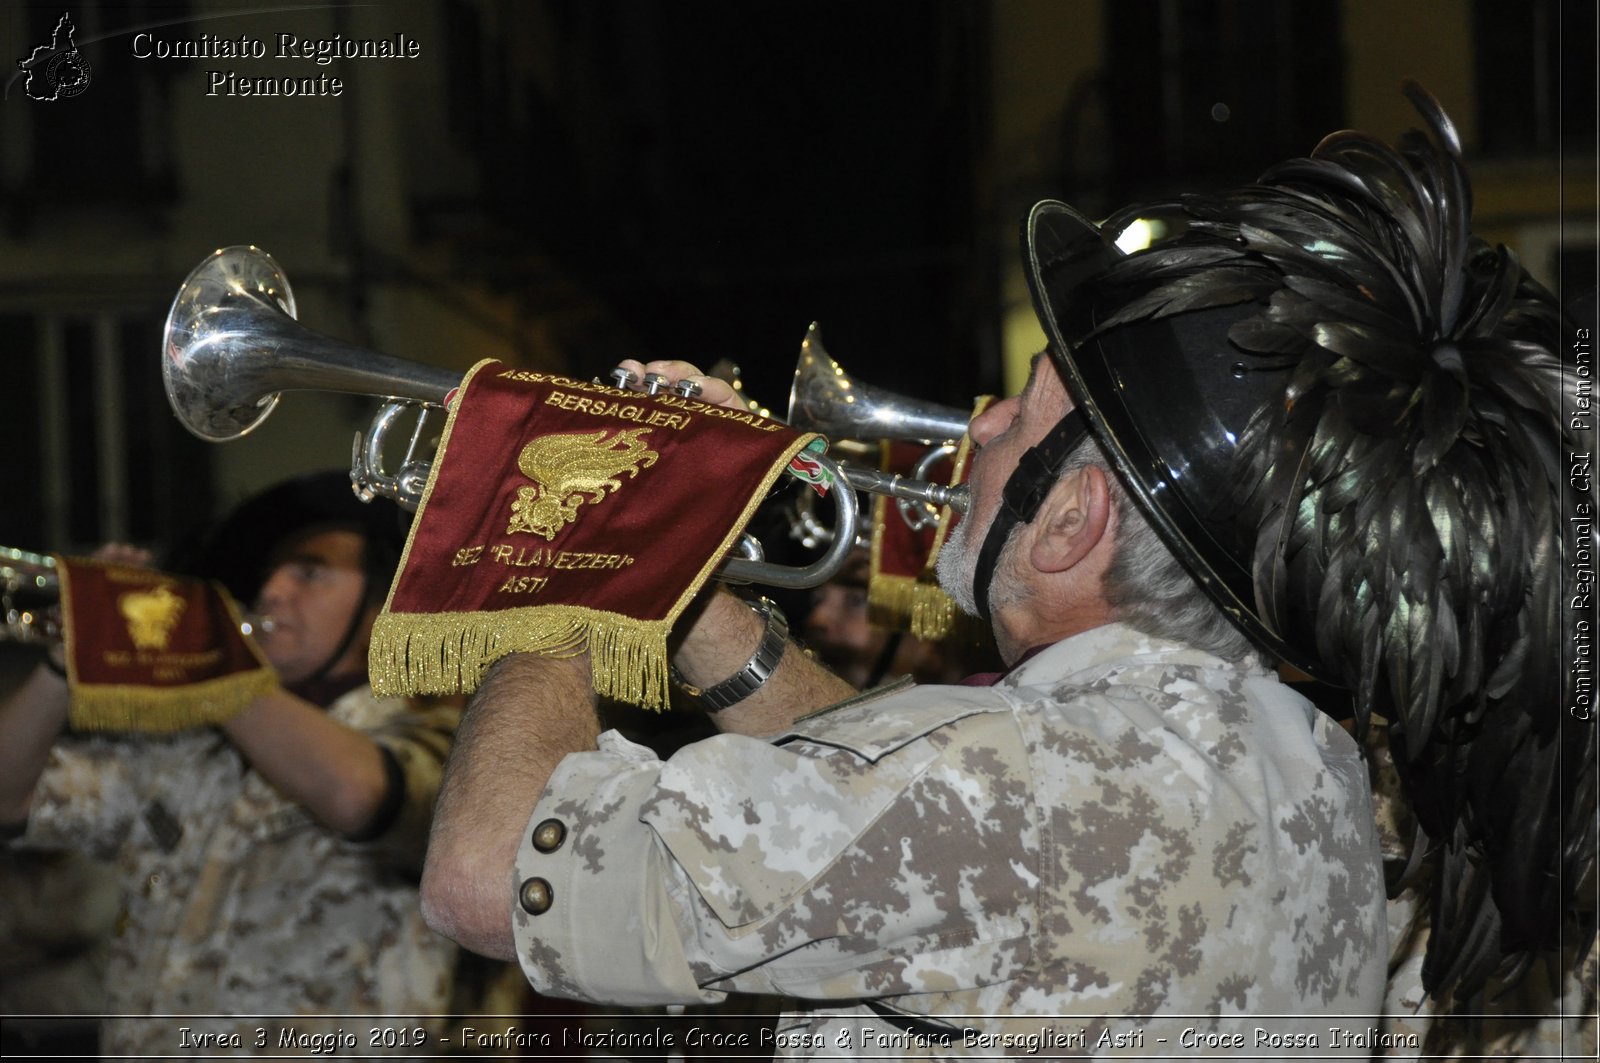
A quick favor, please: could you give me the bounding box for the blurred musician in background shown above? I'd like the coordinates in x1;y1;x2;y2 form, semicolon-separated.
0;471;493;1057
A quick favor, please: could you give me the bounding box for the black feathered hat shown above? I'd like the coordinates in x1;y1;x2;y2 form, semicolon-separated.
1022;82;1595;1003
1022;201;1304;672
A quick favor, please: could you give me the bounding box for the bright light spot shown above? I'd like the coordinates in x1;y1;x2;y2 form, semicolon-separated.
1114;218;1160;254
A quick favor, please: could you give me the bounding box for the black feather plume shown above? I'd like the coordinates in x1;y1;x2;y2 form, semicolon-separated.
1089;81;1596;1003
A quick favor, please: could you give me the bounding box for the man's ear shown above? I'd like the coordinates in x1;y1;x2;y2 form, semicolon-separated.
1029;464;1111;574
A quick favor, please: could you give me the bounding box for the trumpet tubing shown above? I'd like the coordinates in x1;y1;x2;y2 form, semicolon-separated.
782;325;972;541
2;546;61;643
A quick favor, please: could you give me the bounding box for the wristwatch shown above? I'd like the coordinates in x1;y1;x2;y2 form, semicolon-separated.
678;596;788;712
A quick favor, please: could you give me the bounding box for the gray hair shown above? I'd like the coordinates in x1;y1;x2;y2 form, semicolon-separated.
1063;438;1262;665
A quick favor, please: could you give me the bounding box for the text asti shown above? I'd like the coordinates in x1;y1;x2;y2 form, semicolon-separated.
452;544;637;597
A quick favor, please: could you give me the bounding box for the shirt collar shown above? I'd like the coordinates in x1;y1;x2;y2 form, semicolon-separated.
1000;622;1263;690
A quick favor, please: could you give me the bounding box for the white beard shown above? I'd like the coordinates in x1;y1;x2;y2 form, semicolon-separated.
935;517;981;615
936;513;1026;618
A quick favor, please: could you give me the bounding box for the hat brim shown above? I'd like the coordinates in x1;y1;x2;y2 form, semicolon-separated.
188;471;409;605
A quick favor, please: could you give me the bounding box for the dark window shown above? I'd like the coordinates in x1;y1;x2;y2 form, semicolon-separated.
0;315;41;549
123;318;213;545
5;1;187;231
0;310;212;554
1557;243;1598;315
61;320;102;544
423;0;995;404
1102;0;1345;197
1474;0;1595;158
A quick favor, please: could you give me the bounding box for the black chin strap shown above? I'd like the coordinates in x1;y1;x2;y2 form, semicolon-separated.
293;574;373;700
972;409;1091;620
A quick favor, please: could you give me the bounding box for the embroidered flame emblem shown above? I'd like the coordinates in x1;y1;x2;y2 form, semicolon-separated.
118;584;187;651
507;428;659;539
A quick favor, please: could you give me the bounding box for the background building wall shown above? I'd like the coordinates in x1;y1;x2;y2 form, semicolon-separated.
0;0;1592;558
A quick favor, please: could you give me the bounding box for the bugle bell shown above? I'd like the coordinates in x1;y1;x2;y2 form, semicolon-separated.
163;246;460;444
785;323;972;534
788;322;972;445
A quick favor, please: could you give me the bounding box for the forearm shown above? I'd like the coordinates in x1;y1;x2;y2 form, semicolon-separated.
0;663;70;825
606;360;857;732
220;690;389;838
421;651;598;961
674;590;855;737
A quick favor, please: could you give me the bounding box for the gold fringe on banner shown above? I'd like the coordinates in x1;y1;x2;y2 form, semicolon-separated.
867;572;960;642
67;668;281;734
369;606;678;710
908;581;958;641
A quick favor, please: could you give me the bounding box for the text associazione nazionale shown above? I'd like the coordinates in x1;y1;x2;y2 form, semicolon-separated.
131;31;421;97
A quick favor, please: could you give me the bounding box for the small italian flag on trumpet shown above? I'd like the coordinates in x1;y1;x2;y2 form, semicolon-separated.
787;438;833;495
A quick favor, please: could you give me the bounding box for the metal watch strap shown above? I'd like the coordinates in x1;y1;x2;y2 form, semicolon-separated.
686;596;788;712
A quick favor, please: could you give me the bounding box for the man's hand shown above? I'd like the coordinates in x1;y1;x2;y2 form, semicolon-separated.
613;358;745;410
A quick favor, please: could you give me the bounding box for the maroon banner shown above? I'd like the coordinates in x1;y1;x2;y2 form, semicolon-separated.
55;556;277;732
371;359;821;708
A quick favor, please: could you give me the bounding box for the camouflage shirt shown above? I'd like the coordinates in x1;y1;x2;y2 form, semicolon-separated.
512;623;1387;1058
13;685;460;1060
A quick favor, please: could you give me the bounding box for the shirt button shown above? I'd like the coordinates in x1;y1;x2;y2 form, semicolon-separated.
518;877;553;916
531;818;566;853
